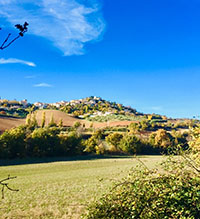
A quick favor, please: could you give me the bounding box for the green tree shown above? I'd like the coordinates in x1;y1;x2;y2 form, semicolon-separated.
41;112;46;128
58;118;63;128
84;136;98;153
151;129;175;149
59;131;83;156
25;113;31;126
128;122;140;133
73;121;81;129
28;127;60;157
0;126;26;158
84;130;104;154
119;134;142;154
140;120;150;131
48;114;57;127
105;132;123;152
31;113;38;128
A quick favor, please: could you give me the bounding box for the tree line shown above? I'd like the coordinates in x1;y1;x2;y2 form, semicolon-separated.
0;113;189;159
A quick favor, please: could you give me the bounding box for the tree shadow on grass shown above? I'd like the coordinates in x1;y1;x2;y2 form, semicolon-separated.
0;154;139;166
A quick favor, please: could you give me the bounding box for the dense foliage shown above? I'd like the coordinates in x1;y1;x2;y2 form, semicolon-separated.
0;125;188;159
85;164;200;218
0;125;83;159
84;127;200;218
0;110;190;159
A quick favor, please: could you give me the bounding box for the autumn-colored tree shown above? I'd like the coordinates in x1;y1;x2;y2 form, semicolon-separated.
58;118;63;128
48;114;57;127
128;122;140;133
119;134;142;154
41;112;46;128
84;130;104;154
73;121;81;129
106;132;123;152
150;129;175;149
189;126;200;152
25;113;31;126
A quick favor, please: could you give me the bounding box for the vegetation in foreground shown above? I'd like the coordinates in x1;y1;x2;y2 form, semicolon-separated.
0;156;164;218
84;127;200;218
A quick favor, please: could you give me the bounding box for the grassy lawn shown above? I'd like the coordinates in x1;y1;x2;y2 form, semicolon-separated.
0;156;164;218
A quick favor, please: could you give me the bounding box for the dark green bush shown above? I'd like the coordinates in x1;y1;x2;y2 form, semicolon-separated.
0;126;26;158
59;131;83;156
119;134;142;154
105;132;123;151
0;125;84;158
27;127;60;157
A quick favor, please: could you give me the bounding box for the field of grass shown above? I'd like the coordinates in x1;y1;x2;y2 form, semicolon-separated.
86;114;144;122
0;156;164;218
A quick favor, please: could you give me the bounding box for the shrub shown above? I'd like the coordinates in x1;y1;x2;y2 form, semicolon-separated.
149;129;175;152
0;126;26;158
119;134;142;154
84;136;99;153
27;127;60;157
105;132;123;152
73;121;81;129
128;122;140;133
59;131;83;156
189;126;200;152
84;130;105;154
85;155;200;218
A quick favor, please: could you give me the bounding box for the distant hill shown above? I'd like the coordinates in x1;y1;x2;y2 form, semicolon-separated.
0;96;197;134
35;109;83;127
58;96;140;117
0;116;25;133
0;109;142;134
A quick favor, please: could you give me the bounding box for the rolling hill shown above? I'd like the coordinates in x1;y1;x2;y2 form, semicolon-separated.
0;109;140;133
0;116;25;133
34;109;83;127
35;110;136;128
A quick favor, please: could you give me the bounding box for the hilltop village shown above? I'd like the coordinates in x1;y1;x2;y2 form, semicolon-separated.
0;96;138;118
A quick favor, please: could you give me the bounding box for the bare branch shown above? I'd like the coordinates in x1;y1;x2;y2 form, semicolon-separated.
0;35;20;50
181;153;200;173
0;175;19;199
0;33;11;49
135;157;150;171
0;22;28;50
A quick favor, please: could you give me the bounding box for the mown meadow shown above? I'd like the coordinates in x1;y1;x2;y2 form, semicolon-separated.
0;156;164;218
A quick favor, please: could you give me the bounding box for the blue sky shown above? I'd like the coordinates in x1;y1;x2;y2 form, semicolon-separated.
0;0;200;118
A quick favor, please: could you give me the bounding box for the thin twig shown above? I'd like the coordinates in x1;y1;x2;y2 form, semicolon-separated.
0;35;20;50
0;22;28;50
182;154;200;173
0;33;11;49
0;175;19;199
135;157;150;171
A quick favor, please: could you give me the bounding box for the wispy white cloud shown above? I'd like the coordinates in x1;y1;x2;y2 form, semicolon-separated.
25;75;36;79
146;106;163;111
33;83;53;87
0;58;36;67
0;0;105;56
